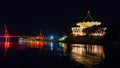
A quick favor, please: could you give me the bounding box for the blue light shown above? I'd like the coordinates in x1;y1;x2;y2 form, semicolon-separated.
50;36;54;39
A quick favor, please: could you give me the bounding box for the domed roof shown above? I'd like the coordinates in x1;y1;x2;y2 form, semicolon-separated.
77;11;101;28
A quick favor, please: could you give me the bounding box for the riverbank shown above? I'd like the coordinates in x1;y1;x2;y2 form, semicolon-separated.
59;39;114;45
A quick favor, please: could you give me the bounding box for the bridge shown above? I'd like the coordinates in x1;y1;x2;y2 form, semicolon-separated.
0;24;29;42
0;24;48;42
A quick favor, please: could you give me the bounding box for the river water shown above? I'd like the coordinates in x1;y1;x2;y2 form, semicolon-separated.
0;41;120;68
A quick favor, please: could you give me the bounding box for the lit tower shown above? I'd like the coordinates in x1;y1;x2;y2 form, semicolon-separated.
4;24;10;42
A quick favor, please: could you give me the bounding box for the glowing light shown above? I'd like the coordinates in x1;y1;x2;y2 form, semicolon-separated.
72;27;86;36
70;44;105;67
59;36;67;41
50;42;53;51
18;38;24;42
50;36;54;40
59;42;65;47
77;21;101;28
4;42;10;59
26;41;48;48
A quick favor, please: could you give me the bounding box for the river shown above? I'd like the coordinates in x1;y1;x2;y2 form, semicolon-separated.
0;41;120;68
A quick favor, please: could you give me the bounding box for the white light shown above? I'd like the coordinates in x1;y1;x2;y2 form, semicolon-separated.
50;42;53;51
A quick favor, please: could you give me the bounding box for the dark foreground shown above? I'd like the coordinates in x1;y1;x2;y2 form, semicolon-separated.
0;41;120;68
0;42;85;68
1;49;85;68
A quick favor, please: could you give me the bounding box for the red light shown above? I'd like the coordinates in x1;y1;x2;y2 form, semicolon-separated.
4;42;10;59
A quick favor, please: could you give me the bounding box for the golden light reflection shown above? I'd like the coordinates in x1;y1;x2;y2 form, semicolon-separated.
68;44;105;67
63;43;67;53
19;41;49;49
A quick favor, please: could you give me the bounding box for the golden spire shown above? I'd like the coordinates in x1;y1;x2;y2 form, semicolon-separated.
88;10;90;13
82;10;94;22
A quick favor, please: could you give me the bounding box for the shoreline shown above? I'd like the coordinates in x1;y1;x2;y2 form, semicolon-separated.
59;40;115;45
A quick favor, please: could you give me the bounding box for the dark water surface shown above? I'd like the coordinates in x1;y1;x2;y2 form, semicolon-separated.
0;41;120;68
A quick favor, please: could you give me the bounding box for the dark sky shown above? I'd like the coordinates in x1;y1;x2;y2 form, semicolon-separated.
0;0;119;36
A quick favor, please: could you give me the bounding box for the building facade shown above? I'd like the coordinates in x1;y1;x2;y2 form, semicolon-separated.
71;11;107;37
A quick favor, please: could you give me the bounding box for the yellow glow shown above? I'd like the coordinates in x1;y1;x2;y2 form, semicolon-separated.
72;24;107;36
77;21;101;28
69;44;105;67
72;27;86;36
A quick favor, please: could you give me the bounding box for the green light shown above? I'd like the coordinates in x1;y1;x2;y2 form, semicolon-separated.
59;36;67;41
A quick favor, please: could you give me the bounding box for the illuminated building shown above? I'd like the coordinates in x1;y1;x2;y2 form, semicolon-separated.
71;11;107;36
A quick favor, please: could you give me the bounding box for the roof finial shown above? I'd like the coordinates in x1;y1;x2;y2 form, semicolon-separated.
88;10;90;13
82;10;94;22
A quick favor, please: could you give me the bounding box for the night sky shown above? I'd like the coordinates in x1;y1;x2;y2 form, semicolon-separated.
0;0;119;37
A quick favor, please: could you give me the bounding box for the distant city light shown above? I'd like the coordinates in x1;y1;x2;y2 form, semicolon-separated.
50;36;54;40
18;38;24;42
59;36;67;41
50;42;53;51
59;42;64;47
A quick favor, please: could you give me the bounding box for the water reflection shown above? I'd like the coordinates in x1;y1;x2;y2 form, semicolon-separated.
3;41;49;59
1;41;106;68
19;41;49;49
4;42;10;59
50;42;53;51
66;43;105;67
59;42;67;53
